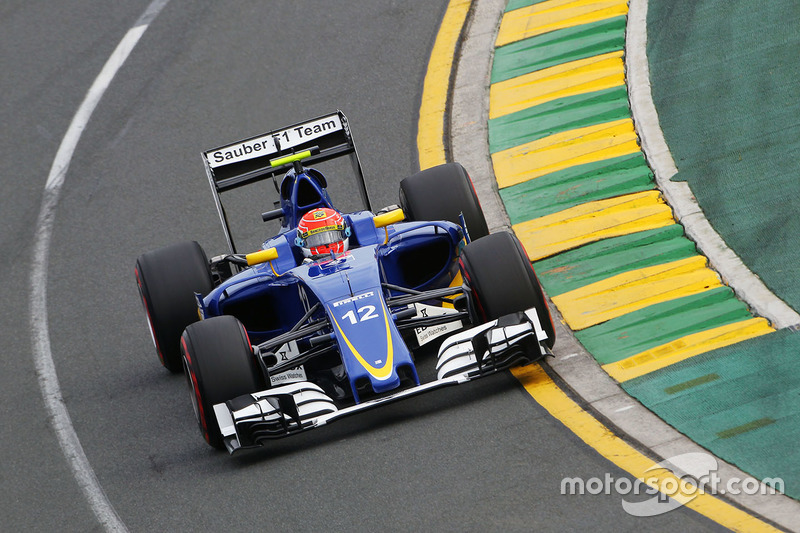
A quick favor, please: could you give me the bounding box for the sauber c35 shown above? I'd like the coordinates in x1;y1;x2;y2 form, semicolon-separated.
135;111;556;453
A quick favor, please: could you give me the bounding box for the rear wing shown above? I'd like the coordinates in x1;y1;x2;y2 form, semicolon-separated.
202;111;371;253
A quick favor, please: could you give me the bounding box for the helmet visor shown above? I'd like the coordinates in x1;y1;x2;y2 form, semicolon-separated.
304;228;346;248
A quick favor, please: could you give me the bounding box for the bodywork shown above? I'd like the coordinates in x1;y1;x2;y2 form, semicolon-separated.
191;112;551;453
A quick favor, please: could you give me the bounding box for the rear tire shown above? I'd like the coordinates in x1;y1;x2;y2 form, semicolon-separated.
459;232;555;348
181;315;264;450
135;241;213;372
399;162;489;241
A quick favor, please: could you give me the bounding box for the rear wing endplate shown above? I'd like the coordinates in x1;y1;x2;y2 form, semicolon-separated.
202;111;370;253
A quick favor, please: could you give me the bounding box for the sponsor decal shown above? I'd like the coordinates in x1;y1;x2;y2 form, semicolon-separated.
206;114;342;169
269;368;307;385
269;340;307;386
414;304;462;346
273;116;341;147
332;291;375;308
300;223;345;239
208;135;277;167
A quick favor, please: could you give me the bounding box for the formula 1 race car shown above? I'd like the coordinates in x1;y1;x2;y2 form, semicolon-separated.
135;111;555;453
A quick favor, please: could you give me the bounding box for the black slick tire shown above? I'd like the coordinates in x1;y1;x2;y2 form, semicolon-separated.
459;232;556;348
181;315;264;450
135;241;213;372
399;162;489;241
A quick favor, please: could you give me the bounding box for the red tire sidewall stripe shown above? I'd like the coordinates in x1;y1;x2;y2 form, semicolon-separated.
239;323;252;347
181;336;210;442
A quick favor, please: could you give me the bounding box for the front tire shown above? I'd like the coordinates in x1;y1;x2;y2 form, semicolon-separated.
181;316;264;450
399;162;489;241
135;241;214;372
459;232;555;348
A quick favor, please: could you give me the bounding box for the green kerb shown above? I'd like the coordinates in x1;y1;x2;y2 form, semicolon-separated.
489;86;631;153
501;153;653;223
534;224;692;295
504;0;552;13
575;287;753;365
492;16;626;83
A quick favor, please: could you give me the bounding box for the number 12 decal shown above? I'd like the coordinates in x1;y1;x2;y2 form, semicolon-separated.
341;305;378;325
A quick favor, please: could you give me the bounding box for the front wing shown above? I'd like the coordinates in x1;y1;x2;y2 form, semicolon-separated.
214;308;551;453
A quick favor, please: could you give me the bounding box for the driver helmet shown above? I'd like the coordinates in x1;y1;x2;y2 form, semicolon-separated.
296;208;350;258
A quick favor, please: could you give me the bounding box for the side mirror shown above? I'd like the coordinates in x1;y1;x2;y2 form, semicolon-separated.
373;208;405;229
245;247;279;266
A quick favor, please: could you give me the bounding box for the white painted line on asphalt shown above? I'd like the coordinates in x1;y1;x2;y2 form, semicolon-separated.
626;0;800;330
29;1;170;531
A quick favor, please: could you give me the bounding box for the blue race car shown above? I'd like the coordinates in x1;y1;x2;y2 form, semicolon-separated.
135;111;556;453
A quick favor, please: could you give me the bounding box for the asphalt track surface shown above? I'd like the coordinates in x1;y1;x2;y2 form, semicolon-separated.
2;1;725;531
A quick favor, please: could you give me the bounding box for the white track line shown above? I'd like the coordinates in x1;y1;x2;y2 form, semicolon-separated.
29;1;170;531
626;0;800;329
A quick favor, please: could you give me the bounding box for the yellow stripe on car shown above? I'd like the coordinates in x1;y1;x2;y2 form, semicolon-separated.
331;301;395;380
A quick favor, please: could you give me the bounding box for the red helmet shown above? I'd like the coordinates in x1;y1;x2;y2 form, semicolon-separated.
296;208;350;258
